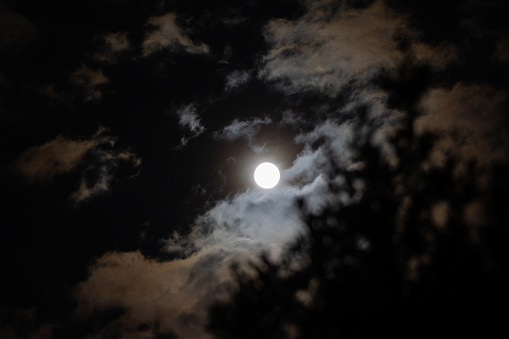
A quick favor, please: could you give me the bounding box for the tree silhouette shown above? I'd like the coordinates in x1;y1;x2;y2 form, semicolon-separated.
207;60;508;338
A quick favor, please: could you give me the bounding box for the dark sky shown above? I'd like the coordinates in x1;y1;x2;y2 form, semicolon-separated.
1;0;508;338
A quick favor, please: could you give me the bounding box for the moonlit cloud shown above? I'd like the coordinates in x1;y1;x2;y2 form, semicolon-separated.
74;171;342;338
225;70;250;91
177;104;205;134
74;107;365;337
3;0;507;338
280;110;306;127
260;0;455;95
66;1;506;338
213;117;271;153
142;13;209;56
175;104;206;148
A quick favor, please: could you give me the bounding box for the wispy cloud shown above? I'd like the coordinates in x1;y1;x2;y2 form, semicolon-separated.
13;128;141;203
225;70;250;91
175;104;206;148
94;32;130;62
213;117;271;153
416;82;509;165
70;65;109;101
142;13;209;56
34;1;508;338
13;135;97;182
260;0;455;95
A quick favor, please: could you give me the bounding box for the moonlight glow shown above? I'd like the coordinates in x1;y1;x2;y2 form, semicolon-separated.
254;162;280;189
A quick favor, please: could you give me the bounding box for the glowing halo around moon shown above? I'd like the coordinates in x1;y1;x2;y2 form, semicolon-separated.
254;162;280;189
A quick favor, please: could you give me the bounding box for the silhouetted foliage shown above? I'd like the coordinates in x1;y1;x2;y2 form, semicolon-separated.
207;61;509;338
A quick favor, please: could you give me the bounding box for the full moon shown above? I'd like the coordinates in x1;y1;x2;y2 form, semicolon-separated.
254;162;280;189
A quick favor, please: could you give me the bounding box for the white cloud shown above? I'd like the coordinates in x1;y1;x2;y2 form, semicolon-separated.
175;104;205;148
213;117;271;153
177;104;205;134
225;70;250;91
142;13;209;56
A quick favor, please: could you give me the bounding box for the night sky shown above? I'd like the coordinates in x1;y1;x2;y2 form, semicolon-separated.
1;0;508;338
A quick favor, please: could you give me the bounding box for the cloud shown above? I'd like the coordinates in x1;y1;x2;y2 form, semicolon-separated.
13;136;97;182
174;104;206;148
71;109;364;338
142;13;209;56
13;128;141;202
103;32;130;52
280;110;306;127
72;170;342;338
70;65;109;101
416;83;509;165
225;70;250;91
71;149;141;203
260;0;455;95
178;104;205;134
213;117;272;153
74;250;222;339
493;37;509;63
94;32;130;62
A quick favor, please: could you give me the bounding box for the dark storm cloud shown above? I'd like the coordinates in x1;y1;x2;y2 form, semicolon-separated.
213;117;272;153
142;12;209;56
12;128;141;203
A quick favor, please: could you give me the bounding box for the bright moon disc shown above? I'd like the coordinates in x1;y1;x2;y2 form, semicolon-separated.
254;162;280;189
